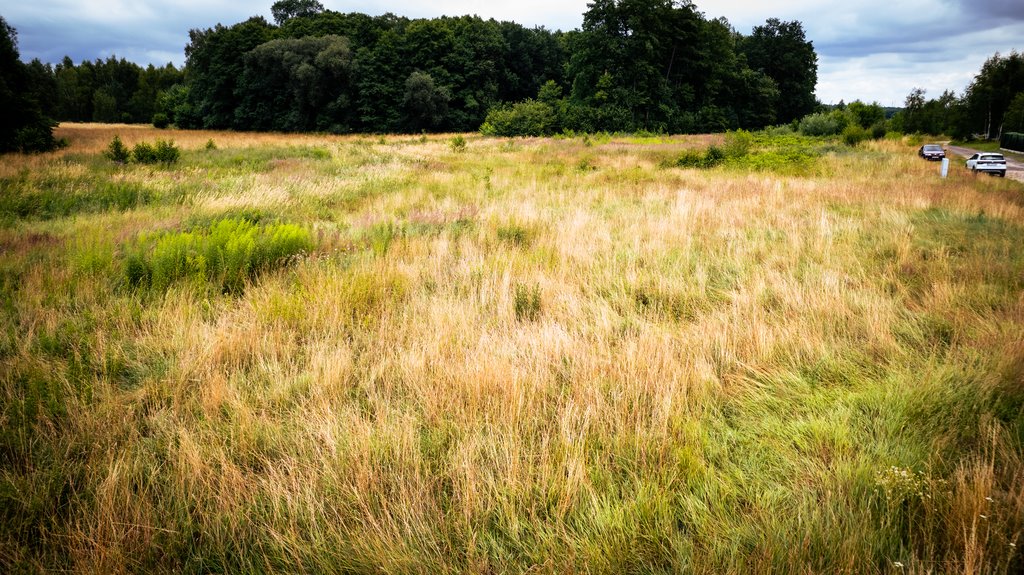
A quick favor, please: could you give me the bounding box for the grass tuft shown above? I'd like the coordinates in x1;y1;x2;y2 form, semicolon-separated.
122;217;312;294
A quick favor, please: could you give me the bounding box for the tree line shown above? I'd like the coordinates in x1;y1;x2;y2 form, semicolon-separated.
173;0;817;134
893;51;1024;139
1;0;821;146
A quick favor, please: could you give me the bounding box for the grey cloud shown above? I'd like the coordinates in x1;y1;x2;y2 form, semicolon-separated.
812;0;1024;59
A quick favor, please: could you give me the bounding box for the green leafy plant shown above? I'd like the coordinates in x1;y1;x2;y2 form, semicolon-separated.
480;100;559;137
723;129;754;158
154;140;181;164
664;145;727;169
131;140;180;165
104;135;130;163
131;141;157;164
123;217;313;294
449;135;467;153
842;124;869;146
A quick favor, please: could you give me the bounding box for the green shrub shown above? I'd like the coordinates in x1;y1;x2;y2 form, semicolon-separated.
668;150;706;168
723;129;753;158
799;111;848;136
154;140;180;164
205;139;217;150
480;100;559;137
449;135;467;153
842;124;869;146
131;142;157;164
14;123;64;153
104;135;130;163
704;145;725;166
664;145;727;169
152;113;170;129
764;124;795;137
123;217;313;294
366;222;399;256
131;140;180;165
870;121;887;140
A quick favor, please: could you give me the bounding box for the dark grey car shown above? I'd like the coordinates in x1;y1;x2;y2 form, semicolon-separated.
918;144;945;161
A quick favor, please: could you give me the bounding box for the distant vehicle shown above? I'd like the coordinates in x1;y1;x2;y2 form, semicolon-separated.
965;153;1007;177
918;144;945;160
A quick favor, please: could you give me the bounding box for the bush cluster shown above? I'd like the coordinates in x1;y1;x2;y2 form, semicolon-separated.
798;111;845;136
795;102;889;145
123;217;313;294
132;140;180;164
104;136;181;165
842;124;869;146
480;100;559;137
671;146;726;169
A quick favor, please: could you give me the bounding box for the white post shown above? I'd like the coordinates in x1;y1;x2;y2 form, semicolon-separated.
941;158;949;178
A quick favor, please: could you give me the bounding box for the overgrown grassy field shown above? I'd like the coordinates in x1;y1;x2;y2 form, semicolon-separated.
2;123;1023;573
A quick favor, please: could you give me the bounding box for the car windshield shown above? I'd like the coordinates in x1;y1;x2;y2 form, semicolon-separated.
981;154;1004;160
923;145;942;151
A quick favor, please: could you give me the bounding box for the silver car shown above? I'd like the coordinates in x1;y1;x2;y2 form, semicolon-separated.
965;153;1006;177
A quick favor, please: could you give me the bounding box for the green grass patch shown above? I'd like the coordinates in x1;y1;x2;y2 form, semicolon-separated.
122;217;313;294
189;145;333;173
0;173;156;223
513;282;542;321
496;222;537;248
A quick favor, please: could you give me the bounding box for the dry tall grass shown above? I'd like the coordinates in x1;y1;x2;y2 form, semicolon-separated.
1;125;1022;573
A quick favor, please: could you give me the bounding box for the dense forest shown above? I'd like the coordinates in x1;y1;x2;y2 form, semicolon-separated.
173;0;818;134
2;0;819;139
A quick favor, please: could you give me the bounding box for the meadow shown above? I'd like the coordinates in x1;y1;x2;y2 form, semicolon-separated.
1;123;1022;574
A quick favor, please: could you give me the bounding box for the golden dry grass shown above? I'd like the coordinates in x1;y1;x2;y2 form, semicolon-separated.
1;125;1022;573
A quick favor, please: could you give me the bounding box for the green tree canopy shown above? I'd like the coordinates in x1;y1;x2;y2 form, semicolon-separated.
402;71;450;131
271;0;325;26
741;18;817;124
235;35;353;132
960;51;1024;138
0;16;59;152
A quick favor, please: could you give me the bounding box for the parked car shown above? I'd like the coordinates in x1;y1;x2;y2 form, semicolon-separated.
918;144;945;160
965;153;1007;177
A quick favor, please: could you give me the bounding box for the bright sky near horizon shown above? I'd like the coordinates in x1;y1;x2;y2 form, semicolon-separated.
4;0;1023;106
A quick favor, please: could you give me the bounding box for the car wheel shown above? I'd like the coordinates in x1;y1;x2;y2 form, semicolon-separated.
999;171;1006;178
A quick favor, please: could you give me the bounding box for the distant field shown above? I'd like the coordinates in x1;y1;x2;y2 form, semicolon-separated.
1;123;1022;573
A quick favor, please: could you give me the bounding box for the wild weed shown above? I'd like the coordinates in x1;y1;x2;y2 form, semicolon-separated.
513;282;541;321
123;217;312;294
449;135;467;152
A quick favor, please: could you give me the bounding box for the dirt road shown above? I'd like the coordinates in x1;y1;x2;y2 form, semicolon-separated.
945;144;1024;182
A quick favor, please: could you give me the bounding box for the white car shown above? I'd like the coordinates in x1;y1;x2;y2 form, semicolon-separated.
965;153;1007;177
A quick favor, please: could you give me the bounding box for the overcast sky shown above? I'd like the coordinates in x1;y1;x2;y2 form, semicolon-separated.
4;0;1023;106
